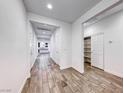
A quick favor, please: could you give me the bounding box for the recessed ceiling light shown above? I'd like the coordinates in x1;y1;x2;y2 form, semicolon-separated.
47;4;53;10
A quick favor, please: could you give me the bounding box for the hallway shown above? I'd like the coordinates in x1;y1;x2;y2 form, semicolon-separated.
0;0;123;93
22;54;123;93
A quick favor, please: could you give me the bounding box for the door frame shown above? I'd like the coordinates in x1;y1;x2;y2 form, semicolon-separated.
83;32;104;71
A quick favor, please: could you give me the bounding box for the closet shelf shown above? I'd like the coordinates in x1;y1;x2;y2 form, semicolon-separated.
84;51;91;53
85;61;91;63
84;56;91;58
84;44;91;45
84;37;91;63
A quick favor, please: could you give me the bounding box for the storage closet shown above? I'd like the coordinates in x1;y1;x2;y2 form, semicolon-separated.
84;37;91;64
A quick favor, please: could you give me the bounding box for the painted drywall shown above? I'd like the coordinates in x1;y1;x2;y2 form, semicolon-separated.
27;21;38;68
84;11;123;77
71;0;121;73
0;0;34;93
28;13;72;69
72;22;84;73
50;28;62;65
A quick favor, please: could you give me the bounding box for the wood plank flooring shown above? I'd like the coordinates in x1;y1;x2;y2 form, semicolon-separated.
22;54;123;93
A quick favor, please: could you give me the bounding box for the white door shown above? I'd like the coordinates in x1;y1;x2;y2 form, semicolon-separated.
91;33;104;69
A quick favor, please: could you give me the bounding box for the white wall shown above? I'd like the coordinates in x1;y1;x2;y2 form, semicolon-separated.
28;13;72;69
50;29;62;64
0;0;32;93
27;21;38;68
71;0;121;73
84;11;123;77
72;22;84;73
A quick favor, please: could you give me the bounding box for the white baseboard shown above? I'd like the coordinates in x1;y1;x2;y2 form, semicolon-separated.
104;69;123;78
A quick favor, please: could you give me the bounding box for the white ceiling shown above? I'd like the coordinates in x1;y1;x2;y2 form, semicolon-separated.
24;0;101;23
31;21;58;40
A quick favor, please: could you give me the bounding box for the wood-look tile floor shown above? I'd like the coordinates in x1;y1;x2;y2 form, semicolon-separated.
22;54;123;93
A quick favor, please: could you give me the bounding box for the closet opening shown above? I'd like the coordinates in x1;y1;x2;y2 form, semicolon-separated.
84;36;91;71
